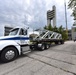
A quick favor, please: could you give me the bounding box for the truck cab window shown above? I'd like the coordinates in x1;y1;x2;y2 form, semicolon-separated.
9;28;19;35
24;30;27;35
19;29;24;35
19;28;27;35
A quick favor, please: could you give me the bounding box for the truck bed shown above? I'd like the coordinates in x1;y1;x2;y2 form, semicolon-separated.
32;38;64;43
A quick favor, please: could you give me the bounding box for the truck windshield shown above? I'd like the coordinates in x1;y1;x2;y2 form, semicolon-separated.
9;28;19;35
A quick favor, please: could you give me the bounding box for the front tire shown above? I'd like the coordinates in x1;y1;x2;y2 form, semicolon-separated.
0;47;18;63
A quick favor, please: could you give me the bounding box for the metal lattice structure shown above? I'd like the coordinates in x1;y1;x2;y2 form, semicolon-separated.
35;29;62;40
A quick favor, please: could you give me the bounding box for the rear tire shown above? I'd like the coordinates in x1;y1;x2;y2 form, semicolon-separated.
61;41;64;44
0;47;18;63
40;44;45;51
46;44;50;49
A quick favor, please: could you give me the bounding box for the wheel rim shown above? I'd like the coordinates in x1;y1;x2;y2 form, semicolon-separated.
5;50;15;60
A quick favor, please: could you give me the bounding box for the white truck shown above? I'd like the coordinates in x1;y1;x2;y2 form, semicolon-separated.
0;26;33;62
0;26;64;62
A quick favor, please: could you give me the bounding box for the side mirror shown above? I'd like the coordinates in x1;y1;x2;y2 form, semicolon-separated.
24;30;27;35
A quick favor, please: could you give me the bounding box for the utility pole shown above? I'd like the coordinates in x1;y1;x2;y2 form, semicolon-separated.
64;0;68;30
64;0;68;39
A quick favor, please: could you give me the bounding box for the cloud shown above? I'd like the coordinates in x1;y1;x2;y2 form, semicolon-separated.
0;0;74;29
0;0;47;28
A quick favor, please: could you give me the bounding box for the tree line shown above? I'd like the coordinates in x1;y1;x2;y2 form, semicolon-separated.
68;0;76;23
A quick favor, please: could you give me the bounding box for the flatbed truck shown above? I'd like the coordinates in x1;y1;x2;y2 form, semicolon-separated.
0;27;64;62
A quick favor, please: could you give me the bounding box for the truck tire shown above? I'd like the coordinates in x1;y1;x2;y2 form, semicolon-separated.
0;47;18;63
41;44;45;51
46;44;50;49
61;41;64;44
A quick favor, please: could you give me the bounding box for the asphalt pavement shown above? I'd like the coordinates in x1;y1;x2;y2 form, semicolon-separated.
0;41;76;75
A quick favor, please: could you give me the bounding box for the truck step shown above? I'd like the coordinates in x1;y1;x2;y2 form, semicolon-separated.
22;50;31;55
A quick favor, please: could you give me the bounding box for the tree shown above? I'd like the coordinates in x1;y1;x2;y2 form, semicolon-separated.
53;26;59;32
58;25;68;40
44;24;53;31
68;0;76;19
62;30;68;40
48;24;53;31
44;25;47;29
58;25;63;34
68;0;76;9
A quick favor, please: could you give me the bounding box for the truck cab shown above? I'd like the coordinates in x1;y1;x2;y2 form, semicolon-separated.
0;27;64;62
0;27;32;62
9;27;29;45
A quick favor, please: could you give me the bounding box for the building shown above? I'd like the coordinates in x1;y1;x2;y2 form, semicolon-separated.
0;25;13;36
72;26;76;40
47;5;56;27
4;26;13;36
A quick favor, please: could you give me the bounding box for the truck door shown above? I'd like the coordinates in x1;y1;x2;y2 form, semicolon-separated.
19;28;30;53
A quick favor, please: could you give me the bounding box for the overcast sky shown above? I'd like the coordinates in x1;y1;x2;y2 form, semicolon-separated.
0;0;74;29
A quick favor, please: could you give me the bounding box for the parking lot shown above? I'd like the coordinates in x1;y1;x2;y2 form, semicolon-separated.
0;41;76;75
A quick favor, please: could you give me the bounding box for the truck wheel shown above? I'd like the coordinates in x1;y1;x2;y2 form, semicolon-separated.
46;44;49;49
1;47;18;62
41;44;45;51
61;41;64;44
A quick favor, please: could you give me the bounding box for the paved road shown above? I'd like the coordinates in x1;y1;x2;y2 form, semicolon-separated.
0;41;76;75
